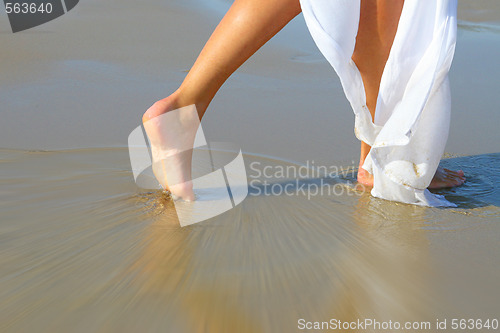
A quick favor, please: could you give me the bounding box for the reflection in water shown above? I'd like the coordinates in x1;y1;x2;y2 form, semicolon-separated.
0;149;499;332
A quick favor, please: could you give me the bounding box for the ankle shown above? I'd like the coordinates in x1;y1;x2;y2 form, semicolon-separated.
143;89;208;123
175;86;211;117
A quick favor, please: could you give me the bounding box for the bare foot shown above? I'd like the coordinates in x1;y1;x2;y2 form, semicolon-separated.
356;165;374;188
356;165;465;189
428;167;465;189
142;93;200;201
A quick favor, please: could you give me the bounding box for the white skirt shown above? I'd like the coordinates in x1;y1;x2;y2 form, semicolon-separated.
299;0;458;206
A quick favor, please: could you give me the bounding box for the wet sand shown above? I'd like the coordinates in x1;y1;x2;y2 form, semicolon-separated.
0;148;499;332
1;0;500;332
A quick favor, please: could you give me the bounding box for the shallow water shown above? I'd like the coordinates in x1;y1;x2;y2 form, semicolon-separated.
1;148;498;332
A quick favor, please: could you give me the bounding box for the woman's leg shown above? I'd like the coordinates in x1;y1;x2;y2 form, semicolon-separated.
352;0;404;187
352;0;465;188
143;0;301;122
144;0;463;200
143;0;301;200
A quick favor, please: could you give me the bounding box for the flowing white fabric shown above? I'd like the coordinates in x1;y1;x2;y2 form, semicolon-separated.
300;0;458;206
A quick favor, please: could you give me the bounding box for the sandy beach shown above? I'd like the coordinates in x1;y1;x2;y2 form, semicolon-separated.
1;0;499;332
